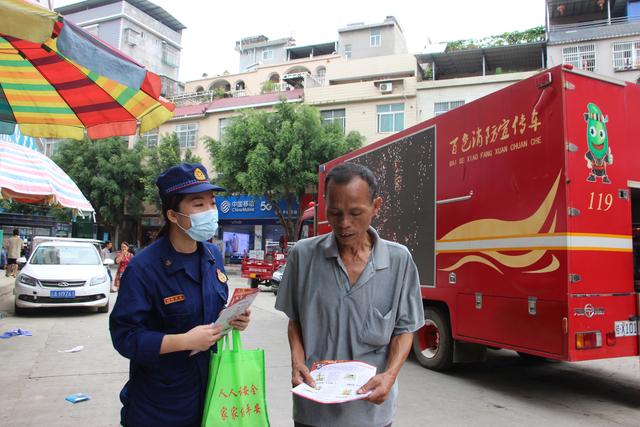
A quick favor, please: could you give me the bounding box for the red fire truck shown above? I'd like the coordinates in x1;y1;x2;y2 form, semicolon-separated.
300;65;640;370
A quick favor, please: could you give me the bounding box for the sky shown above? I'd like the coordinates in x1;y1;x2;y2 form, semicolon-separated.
55;0;546;82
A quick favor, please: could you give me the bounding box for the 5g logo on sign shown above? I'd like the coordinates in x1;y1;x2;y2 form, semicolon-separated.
260;201;272;211
219;200;231;214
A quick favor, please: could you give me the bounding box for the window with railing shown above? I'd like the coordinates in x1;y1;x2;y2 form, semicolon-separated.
124;28;141;46
612;40;640;71
377;103;404;133
262;49;273;60
434;100;465;116
162;43;179;68
321;109;346;132
175;123;198;149
84;24;99;38
562;44;596;71
344;44;352;59
140;128;158;148
219;118;230;142
370;29;381;47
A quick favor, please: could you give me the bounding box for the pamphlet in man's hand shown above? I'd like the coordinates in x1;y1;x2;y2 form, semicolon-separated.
291;360;377;404
189;288;259;356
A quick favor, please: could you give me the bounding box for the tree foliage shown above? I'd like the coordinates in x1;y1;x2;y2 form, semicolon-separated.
142;132;201;210
445;26;545;52
0;199;72;222
205;101;363;240
53;137;146;239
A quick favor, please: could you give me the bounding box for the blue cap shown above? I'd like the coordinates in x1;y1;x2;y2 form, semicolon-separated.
156;163;225;198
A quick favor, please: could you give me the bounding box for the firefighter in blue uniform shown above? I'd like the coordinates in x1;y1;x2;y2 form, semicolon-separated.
110;163;251;427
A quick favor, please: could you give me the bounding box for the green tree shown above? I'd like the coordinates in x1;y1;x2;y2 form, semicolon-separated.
445;26;545;52
205;101;363;240
142;132;202;210
53;137;146;242
260;80;277;94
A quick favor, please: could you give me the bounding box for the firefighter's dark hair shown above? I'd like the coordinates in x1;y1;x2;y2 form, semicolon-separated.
156;193;186;239
324;163;378;202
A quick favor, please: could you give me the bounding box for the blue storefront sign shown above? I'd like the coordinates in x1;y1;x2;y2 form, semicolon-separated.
215;195;299;221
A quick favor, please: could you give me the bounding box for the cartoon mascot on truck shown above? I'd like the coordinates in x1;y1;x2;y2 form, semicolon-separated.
584;103;613;184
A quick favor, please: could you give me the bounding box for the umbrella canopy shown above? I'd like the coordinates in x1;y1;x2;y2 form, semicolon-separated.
0;0;175;140
0;141;94;214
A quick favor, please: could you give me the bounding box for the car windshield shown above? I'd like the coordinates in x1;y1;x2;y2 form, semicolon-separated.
30;246;101;265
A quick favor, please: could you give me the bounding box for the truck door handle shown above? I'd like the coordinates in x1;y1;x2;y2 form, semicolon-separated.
436;191;473;205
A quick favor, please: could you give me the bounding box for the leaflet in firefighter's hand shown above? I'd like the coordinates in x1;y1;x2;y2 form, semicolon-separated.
190;288;259;356
215;287;259;334
291;360;377;404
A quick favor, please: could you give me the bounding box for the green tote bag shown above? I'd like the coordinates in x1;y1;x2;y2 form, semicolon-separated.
202;330;270;427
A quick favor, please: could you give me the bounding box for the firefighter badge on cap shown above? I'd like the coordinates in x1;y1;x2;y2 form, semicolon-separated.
194;168;206;181
216;268;228;284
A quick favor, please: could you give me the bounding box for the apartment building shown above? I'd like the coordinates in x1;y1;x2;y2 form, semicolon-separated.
56;0;186;97
337;16;408;60
546;0;640;83
141;16;549;250
415;42;546;120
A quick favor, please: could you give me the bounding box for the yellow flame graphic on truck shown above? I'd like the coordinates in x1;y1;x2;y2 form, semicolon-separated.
438;172;562;275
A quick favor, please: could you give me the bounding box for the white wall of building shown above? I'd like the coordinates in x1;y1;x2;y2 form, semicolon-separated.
415;72;538;121
547;35;640;83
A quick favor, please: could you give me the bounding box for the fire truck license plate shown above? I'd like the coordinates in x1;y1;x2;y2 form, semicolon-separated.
614;321;638;337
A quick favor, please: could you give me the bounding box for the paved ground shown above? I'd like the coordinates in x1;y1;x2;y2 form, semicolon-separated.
1;266;640;426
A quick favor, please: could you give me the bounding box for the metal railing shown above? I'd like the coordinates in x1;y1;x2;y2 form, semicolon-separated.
549;15;640;32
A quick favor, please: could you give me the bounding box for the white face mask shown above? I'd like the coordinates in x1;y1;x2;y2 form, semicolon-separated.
175;209;219;241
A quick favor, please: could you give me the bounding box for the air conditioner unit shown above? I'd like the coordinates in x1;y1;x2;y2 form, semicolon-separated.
379;82;393;93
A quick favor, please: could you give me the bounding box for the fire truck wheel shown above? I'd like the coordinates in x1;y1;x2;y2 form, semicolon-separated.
250;279;259;289
412;306;453;371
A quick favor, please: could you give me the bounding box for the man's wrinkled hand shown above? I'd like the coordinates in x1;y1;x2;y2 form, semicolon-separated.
291;362;316;388
357;373;394;405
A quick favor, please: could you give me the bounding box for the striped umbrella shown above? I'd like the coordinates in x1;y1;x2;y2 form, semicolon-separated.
0;141;94;214
0;0;175;140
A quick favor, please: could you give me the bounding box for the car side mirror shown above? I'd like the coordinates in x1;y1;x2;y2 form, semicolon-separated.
103;259;115;266
17;257;27;265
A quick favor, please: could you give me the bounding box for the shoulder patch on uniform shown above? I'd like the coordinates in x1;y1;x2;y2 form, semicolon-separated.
216;268;228;284
163;294;185;305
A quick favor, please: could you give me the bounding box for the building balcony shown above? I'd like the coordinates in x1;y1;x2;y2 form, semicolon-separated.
548;15;640;44
168;84;297;107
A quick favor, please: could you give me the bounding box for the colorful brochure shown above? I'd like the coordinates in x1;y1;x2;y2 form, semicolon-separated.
214;288;259;335
190;288;259;356
291;360;377;404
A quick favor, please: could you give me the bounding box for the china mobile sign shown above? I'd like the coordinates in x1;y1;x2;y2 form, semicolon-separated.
215;195;299;220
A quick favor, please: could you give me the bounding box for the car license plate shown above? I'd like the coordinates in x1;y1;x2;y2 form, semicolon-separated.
614;320;638;337
250;273;257;278
50;290;75;299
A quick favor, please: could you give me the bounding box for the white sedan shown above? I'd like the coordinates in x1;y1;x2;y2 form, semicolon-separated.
14;241;113;314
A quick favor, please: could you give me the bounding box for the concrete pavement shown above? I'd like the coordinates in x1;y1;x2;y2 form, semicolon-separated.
0;267;296;427
2;267;640;426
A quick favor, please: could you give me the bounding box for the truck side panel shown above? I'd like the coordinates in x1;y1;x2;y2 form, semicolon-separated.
346;126;436;286
435;68;569;356
563;70;640;360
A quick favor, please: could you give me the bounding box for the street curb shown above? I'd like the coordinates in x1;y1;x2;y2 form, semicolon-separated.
0;276;15;300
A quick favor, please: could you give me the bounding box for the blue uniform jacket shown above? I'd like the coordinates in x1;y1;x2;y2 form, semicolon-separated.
109;236;228;427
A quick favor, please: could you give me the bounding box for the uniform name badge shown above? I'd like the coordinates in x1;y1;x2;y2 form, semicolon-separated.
163;294;185;305
216;268;228;284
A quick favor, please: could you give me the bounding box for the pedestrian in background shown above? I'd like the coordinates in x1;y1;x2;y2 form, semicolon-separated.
6;229;23;278
101;241;113;282
109;162;251;427
111;241;132;292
